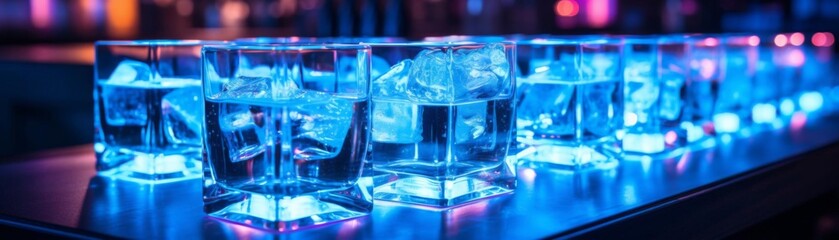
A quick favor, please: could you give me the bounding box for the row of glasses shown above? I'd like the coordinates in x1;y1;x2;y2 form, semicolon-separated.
92;32;834;231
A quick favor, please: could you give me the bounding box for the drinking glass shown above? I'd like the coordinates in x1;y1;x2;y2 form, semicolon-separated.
621;36;688;158
800;32;831;116
683;35;721;147
202;44;373;230
516;37;624;169
366;42;517;207
716;34;757;135
94;40;218;183
752;34;783;129
772;33;805;119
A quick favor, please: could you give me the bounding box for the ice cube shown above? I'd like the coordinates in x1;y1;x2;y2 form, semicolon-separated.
292;92;354;159
372;101;422;143
584;80;619;137
515;80;575;135
408;49;451;102
220;107;267;163
660;72;685;121
371;60;423;143
453;43;510;100
101;82;148;126
108;60;154;83
162;86;204;143
582;53;618;80
455;101;488;144
624;62;660;124
219;76;271;99
370;55;392;79
531;60;578;80
372;60;412;97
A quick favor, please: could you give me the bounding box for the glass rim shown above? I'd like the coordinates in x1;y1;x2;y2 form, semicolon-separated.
422;35;507;42
95;39;226;46
234;36;321;43
363;41;516;47
236;36;407;44
359;40;516;47
203;43;372;51
618;35;690;44
514;36;622;45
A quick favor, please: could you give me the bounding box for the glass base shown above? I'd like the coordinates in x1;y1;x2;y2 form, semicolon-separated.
373;162;515;208
516;144;619;171
97;148;202;184
204;179;373;231
621;133;685;160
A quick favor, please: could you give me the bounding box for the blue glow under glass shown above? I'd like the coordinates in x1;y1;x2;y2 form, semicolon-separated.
620;36;687;159
515;37;623;170
365;41;517;208
201;44;374;230
94;40;221;183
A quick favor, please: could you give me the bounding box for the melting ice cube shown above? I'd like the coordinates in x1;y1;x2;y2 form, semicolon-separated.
452;43;509;100
408;49;451;102
291;92;354;159
220;107;267;163
584;80;619;137
455;101;488;144
372;60;423;143
582;53;618;80
624;61;660;124
107;60;154;83
220;76;271;99
660;72;685;121
162;86;204;143
101;82;148;126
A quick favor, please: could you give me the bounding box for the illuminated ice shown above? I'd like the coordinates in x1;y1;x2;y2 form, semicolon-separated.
372;60;423;143
407;49;451;102
219;92;353;162
292;92;353;159
407;44;509;102
218;75;301;100
162;86;203;139
107;60;154;83
584;80;619;137
219;107;266;163
219;76;271;99
660;72;685;121
516;80;574;133
517;60;576;134
713;112;740;133
624;61;660;125
455;102;487;143
452;43;509;99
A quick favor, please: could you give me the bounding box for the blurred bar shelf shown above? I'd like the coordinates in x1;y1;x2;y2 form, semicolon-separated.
0;44;94;65
2;115;839;239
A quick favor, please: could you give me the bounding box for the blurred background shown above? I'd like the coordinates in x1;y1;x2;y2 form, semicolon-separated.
0;0;837;159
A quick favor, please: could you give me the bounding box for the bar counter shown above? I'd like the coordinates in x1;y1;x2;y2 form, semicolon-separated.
2;115;839;239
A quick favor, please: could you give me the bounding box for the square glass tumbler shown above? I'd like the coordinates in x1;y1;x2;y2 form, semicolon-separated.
683;36;722;147
94;40;215;183
516;38;624;170
366;42;517;207
716;35;757;136
515;38;624;169
201;44;374;230
753;34;783;129
621;36;688;158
